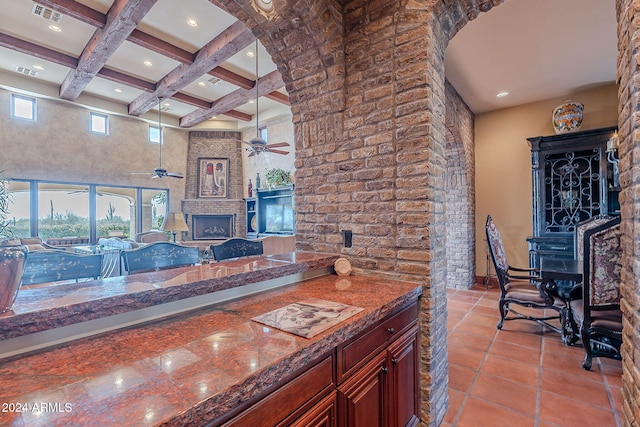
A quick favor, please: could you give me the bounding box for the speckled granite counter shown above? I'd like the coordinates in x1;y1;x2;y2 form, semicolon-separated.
0;273;422;426
0;252;337;343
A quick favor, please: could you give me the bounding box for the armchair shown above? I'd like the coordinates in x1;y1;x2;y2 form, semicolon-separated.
485;215;564;333
570;216;623;370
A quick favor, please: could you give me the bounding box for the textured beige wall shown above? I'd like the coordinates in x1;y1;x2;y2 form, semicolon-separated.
475;83;618;276
0;89;189;212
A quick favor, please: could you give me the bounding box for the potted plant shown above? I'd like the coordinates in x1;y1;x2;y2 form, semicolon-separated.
0;171;27;313
265;168;293;189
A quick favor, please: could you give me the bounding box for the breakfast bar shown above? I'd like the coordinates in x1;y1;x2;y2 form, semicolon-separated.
0;252;422;426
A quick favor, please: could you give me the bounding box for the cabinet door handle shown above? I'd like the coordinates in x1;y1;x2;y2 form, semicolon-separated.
392;358;399;365
387;327;395;334
381;366;388;374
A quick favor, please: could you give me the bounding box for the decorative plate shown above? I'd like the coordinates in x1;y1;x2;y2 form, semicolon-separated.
334;257;352;277
250;215;257;231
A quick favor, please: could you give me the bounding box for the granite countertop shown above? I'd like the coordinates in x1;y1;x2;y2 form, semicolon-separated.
0;273;422;427
0;252;337;342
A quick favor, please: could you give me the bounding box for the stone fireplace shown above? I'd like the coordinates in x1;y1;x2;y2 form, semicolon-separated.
191;214;235;240
180;131;246;247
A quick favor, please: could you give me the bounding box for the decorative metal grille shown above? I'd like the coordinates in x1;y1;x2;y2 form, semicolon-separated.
543;148;601;233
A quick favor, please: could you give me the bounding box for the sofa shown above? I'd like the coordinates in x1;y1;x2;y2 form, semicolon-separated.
0;237;60;252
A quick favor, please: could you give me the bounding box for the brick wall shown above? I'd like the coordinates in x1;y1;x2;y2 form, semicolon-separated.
217;0;640;424
181;131;246;239
615;0;640;424
445;79;476;289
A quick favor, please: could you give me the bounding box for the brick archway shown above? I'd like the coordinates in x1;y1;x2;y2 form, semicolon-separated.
215;0;639;424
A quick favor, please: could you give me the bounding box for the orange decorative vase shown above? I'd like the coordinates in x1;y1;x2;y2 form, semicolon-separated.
552;100;584;134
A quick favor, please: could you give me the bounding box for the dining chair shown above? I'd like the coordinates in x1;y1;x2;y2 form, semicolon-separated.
570;216;623;370
485;215;564;333
120;242;199;274
211;237;263;261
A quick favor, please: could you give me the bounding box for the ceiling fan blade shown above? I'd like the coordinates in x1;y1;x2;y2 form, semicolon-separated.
166;172;184;178
266;142;290;148
131;172;153;175
248;151;256;157
268;149;290;155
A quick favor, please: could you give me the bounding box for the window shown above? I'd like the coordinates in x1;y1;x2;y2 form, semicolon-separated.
90;112;108;135
149;125;161;143
6;179;168;242
259;126;268;142
11;94;36;121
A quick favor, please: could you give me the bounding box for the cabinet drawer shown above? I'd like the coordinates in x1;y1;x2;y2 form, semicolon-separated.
220;355;335;427
338;302;418;381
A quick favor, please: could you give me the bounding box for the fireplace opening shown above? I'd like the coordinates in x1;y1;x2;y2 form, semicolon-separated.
192;215;235;240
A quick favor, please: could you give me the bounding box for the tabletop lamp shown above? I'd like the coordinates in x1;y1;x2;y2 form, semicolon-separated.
162;212;189;243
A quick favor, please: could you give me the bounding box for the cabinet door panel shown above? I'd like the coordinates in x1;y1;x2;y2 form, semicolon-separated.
288;391;337;427
338;352;387;427
388;327;419;427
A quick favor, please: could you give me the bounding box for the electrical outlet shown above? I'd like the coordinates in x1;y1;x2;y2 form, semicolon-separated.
343;230;352;248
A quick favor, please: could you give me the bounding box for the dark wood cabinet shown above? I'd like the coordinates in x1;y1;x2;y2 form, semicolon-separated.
527;126;619;268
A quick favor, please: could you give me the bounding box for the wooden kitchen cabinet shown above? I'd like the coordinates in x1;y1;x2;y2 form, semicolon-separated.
210;302;419;427
337;304;419;427
338;351;388;427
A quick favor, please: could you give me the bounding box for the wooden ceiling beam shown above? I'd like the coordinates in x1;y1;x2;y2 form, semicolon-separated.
220;110;253;122
59;0;158;101
265;91;290;106
128;21;255;116
180;70;284;127
208;67;254;90
39;0;258;88
0;32;77;68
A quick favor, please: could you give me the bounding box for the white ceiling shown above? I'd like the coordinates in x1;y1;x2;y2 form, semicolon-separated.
0;0;618;128
444;0;618;114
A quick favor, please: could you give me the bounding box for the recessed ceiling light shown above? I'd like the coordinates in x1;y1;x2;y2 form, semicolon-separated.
246;51;255;58
248;99;255;104
48;24;62;32
114;88;123;93
198;81;206;87
496;91;509;98
186;19;198;27
32;65;44;71
143;60;153;67
254;0;274;12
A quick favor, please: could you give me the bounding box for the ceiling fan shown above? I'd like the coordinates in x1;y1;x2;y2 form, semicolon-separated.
240;41;290;157
133;98;184;179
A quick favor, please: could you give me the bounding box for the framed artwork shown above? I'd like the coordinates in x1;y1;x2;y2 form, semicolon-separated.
197;158;229;198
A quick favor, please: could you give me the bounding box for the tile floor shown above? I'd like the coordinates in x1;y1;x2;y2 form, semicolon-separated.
444;285;622;427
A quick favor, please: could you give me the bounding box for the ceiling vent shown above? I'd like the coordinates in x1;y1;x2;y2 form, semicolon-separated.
15;66;38;77
159;105;172;113
32;3;63;23
208;77;222;85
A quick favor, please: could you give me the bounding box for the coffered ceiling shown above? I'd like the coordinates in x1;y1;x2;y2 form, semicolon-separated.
0;0;291;130
0;0;618;130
